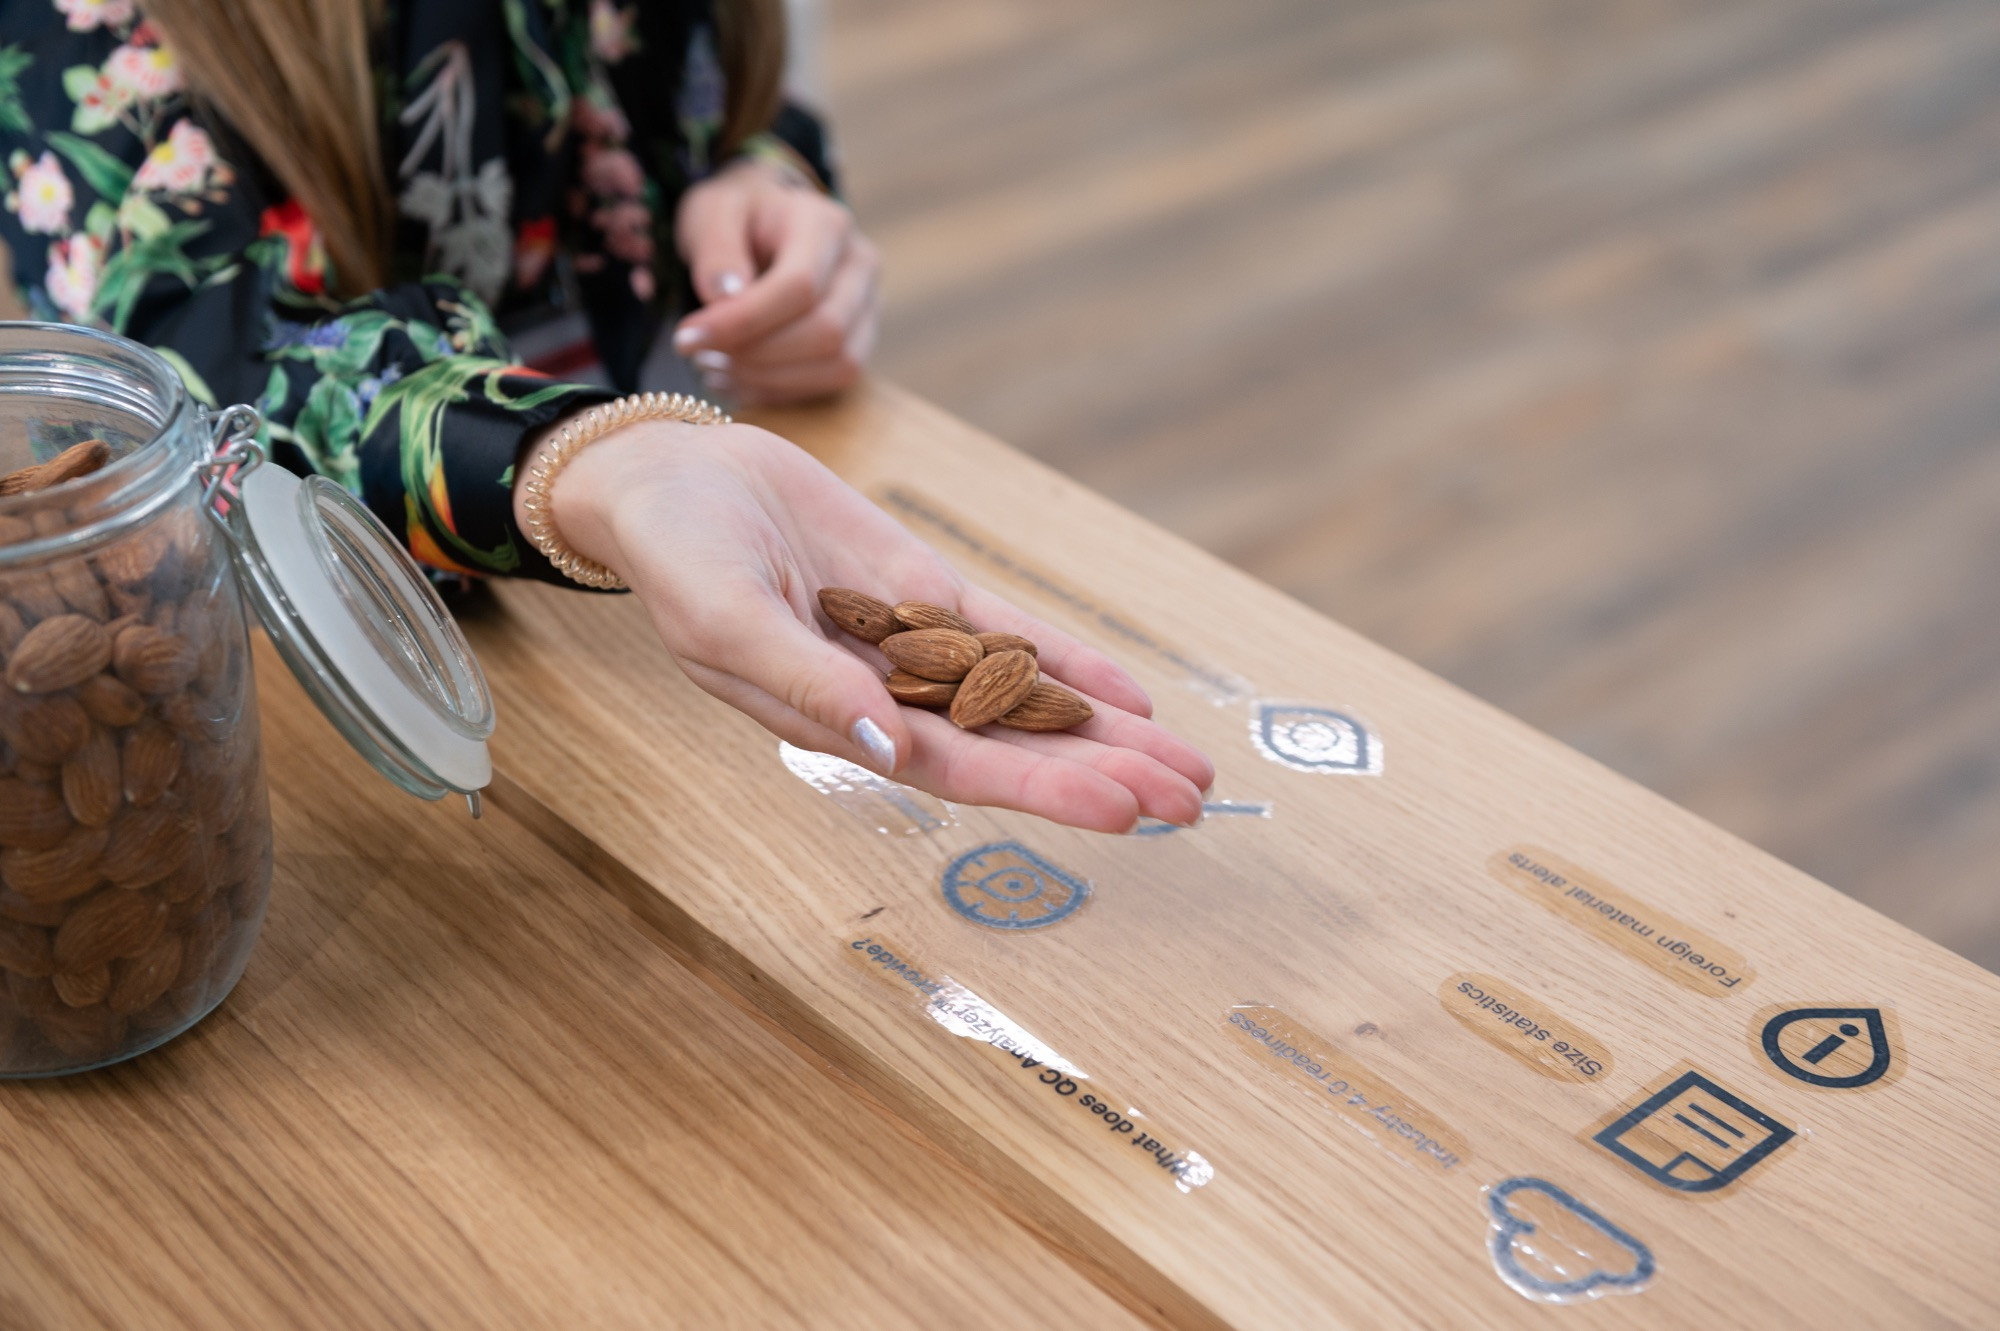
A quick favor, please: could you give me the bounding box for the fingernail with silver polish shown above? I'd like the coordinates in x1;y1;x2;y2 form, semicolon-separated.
717;271;746;296
673;324;706;353
702;371;735;396
691;349;733;373
852;717;897;774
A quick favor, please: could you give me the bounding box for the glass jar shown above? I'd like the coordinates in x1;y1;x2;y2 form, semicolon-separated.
0;323;494;1076
0;325;268;1072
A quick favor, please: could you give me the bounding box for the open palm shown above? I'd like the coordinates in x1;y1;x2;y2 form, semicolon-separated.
549;421;1213;832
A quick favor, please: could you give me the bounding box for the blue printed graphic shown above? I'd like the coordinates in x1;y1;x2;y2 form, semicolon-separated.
1249;702;1382;775
1487;1177;1656;1303
941;841;1090;930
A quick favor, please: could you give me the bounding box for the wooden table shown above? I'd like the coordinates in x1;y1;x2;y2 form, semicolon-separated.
4;382;1995;1327
0;638;1145;1329
462;382;2000;1328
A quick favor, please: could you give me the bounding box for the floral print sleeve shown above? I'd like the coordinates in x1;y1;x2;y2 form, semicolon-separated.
0;1;615;582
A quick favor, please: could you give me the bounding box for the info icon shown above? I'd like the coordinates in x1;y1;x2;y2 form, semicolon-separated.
1756;1006;1902;1091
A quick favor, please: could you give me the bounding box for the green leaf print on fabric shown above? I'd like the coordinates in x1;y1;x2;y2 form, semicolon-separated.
0;46;34;136
45;131;134;201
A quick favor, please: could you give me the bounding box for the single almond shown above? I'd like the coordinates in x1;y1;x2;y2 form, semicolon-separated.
0;777;71;850
6;614;112;693
49;559;107;621
37;1003;126;1059
879;628;984;682
60;727;119;828
996;681;1095;732
53;887;165;971
0;439;110;497
51;964;109;1007
886;671;958;707
100;802;195;889
10;694;90;764
112;623;196;694
892;600;977;634
121;722;180;806
974;631;1038;658
4;569;68;621
94;526;170;587
0;918;53;977
12;758;57;784
816;587;901;644
107;932;182;1015
0;823;109;902
7;970;60;1017
950;650;1040;729
105;581;149;619
76;673;146;728
0;887;71;927
0;602;23;655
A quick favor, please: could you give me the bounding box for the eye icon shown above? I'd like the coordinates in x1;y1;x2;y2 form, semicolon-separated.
1250;703;1382;775
941;841;1091;931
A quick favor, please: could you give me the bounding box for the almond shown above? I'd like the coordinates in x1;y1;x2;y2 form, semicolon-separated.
3;569;68;621
51;964;108;1007
0;439;110;497
93;525;170;587
817;587;901;644
879;628;984;682
12;758;56;784
0;919;52;977
100;802;194;888
0;888;70;927
49;559;106;621
996;681;1095;732
37;1003;126;1059
886;671;958;706
974;631;1038;658
9;693;89;763
107;933;183;1015
1;823;108;902
121;722;180;806
53;888;165;971
6;970;59;1016
105;581;149;619
6;614;111;693
61;727;119;827
892;600;977;634
950;650;1040;729
76;672;145;727
0;778;71;850
157;854;212;909
0;602;22;655
113;623;196;694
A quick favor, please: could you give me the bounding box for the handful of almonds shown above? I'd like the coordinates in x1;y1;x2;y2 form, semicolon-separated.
818;588;1094;732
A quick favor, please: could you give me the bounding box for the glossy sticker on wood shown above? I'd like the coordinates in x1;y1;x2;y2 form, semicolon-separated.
1224;1004;1469;1176
1249;702;1383;775
1585;1064;1797;1198
1485;1177;1657;1303
1752;1003;1905;1092
845;932;1214;1192
1438;973;1614;1084
940;842;1090;930
1486;847;1755;997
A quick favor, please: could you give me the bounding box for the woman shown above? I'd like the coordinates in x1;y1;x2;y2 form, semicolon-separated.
0;0;1210;831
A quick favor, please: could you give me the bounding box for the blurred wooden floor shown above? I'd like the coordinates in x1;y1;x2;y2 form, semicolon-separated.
824;0;2000;969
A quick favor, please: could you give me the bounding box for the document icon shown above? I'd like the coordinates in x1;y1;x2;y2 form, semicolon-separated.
1592;1069;1794;1194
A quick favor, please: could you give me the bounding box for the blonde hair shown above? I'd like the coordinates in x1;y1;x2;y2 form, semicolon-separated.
147;0;786;299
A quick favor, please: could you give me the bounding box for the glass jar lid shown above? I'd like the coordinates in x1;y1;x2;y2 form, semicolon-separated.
204;406;494;809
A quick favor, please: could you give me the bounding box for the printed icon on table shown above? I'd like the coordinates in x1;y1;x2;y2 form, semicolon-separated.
1249;702;1383;775
1485;1177;1656;1304
1592;1068;1794;1194
1759;1007;1896;1090
941;841;1090;931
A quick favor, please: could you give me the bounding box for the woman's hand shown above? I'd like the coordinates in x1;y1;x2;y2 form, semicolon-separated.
515;420;1213;833
671;158;880;406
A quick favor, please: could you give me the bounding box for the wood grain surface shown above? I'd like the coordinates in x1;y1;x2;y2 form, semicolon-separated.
825;0;2000;971
461;381;2000;1328
0;638;1147;1330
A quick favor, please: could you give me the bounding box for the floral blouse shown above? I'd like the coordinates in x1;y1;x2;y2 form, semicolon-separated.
0;0;832;581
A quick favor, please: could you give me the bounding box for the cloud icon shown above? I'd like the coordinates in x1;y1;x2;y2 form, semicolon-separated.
1486;1177;1656;1303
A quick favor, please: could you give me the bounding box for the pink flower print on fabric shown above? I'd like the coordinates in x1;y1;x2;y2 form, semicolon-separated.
104;37;180;101
10;150;73;233
54;0;135;33
589;0;639;63
45;232;103;319
132;120;218;194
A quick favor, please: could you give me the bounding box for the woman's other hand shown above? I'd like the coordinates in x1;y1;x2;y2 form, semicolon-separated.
671;159;881;406
516;421;1213;833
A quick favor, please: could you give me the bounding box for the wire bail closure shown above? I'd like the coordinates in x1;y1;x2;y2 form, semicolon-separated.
197;402;264;534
